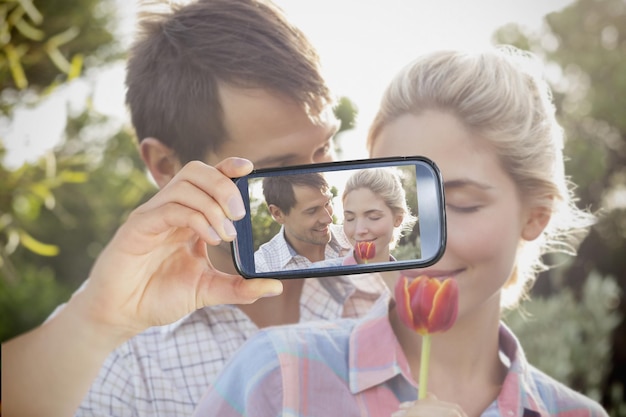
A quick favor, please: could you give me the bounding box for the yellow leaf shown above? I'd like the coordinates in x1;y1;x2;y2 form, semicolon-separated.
3;44;28;89
45;46;70;74
14;17;45;41
18;230;59;256
68;54;83;80
46;26;79;48
16;0;43;25
60;170;88;183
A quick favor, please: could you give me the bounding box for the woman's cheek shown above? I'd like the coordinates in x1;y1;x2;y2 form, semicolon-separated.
445;210;512;260
447;210;522;306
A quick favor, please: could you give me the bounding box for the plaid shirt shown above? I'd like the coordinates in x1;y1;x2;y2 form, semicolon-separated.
194;294;608;417
254;224;351;272
74;274;387;417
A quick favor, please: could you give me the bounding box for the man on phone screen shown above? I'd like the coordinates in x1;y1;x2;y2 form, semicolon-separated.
255;173;351;272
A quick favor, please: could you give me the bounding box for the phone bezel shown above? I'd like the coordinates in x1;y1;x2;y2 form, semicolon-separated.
230;156;446;279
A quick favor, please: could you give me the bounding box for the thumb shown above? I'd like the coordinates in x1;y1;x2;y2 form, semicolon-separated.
197;272;283;306
214;157;254;179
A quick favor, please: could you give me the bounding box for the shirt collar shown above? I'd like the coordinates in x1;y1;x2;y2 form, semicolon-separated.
267;226;301;269
496;323;550;417
328;223;353;255
269;224;351;270
159;303;242;333
346;299;551;417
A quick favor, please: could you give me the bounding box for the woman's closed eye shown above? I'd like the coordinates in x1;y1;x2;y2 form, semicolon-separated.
446;203;483;214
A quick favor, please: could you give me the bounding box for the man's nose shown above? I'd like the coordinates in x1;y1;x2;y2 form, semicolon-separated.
320;207;333;224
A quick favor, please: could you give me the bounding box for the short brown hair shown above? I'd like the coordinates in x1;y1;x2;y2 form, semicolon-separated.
126;0;332;163
262;173;329;214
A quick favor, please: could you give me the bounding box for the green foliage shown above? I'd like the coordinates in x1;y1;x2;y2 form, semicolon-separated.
0;0;121;93
29;111;154;288
1;108;155;340
334;96;358;133
493;0;626;413
391;242;420;262
0;0;141;343
504;273;621;402
250;194;281;251
543;0;626;131
0;142;89;282
0;263;72;342
333;96;358;156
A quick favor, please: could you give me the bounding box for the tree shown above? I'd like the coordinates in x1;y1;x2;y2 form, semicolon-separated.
1;105;156;342
494;0;626;414
1;0;128;341
0;0;120;95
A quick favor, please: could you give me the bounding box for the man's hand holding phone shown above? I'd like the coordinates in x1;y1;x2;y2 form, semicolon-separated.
2;158;283;417
68;157;283;343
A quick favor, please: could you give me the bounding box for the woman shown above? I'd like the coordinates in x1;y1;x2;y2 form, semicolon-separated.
193;47;606;417
314;167;417;266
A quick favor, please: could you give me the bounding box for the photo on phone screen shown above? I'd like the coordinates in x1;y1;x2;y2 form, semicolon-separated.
231;156;446;279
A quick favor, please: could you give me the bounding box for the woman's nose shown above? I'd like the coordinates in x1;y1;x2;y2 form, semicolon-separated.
355;220;369;235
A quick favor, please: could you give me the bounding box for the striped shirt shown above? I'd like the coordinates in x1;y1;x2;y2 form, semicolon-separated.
74;274;387;417
194;294;608;417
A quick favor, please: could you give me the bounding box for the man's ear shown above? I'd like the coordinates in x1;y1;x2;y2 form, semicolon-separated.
521;205;552;241
268;204;286;224
139;138;183;188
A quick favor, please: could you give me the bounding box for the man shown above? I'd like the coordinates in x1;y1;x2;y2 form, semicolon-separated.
255;173;351;272
2;1;386;416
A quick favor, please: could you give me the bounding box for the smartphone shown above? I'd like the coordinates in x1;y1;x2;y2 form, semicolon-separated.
231;156;446;279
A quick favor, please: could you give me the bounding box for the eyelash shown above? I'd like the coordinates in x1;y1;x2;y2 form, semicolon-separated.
344;216;382;222
446;204;482;214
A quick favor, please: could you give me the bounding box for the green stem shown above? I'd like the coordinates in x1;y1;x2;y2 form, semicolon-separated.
418;333;431;400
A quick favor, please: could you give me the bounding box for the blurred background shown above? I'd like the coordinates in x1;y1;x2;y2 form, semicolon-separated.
1;0;624;415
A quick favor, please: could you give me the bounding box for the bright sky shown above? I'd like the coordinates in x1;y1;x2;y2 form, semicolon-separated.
2;0;574;167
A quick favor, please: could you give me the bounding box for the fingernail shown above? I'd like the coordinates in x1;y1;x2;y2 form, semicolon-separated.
228;196;246;219
207;226;221;242
231;157;252;167
261;282;283;298
223;218;237;238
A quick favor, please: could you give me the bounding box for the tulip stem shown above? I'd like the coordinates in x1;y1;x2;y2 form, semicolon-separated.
418;333;431;400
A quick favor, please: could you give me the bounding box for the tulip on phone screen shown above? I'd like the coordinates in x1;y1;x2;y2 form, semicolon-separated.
394;275;459;399
355;241;376;264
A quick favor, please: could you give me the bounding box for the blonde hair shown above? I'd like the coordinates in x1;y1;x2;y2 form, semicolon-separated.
367;46;594;309
342;168;417;249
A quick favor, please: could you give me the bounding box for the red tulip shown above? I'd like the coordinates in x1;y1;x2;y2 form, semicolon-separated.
394;274;459;399
355;241;376;263
394;275;459;335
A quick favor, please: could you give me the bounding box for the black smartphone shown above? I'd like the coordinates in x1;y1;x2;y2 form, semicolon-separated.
231;156;446;279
